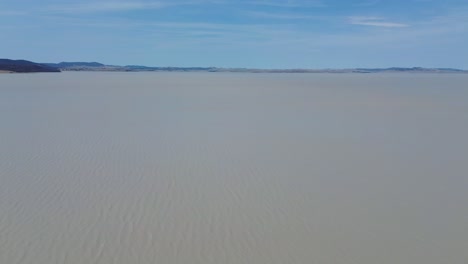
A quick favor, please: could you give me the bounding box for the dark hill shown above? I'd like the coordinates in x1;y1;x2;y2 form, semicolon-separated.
0;59;60;73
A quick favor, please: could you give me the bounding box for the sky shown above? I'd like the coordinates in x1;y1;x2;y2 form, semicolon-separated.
0;0;467;68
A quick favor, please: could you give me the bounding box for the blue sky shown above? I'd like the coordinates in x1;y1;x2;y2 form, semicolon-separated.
1;0;467;68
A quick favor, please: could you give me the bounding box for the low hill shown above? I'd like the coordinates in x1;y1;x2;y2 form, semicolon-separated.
44;62;105;68
0;59;60;73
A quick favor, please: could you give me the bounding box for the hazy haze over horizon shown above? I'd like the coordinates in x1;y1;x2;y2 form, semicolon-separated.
0;0;467;68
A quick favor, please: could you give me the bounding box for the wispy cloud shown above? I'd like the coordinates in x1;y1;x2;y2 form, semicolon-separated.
0;10;28;16
248;11;320;19
355;0;381;7
246;0;324;8
355;0;382;7
349;16;409;27
45;1;169;14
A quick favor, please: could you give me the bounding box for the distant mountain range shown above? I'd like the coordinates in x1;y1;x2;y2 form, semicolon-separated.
0;59;60;73
1;59;467;73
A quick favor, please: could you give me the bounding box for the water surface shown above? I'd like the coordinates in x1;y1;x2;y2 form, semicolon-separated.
1;72;468;264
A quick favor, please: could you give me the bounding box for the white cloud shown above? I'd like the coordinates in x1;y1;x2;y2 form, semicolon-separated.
349;16;409;27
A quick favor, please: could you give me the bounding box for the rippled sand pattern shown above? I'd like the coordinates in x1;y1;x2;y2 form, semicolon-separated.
1;72;468;264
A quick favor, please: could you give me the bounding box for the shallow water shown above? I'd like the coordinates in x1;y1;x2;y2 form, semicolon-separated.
1;72;468;264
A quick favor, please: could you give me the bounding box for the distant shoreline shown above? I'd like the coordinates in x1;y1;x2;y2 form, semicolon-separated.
40;62;468;73
55;66;468;74
2;58;468;74
57;68;468;74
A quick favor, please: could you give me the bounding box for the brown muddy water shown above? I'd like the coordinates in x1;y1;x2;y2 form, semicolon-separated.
1;72;467;264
